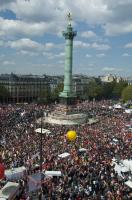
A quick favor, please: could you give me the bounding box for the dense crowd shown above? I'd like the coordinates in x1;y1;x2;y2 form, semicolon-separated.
0;100;132;200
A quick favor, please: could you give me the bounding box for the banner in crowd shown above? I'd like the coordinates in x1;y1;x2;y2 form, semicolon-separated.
0;163;5;179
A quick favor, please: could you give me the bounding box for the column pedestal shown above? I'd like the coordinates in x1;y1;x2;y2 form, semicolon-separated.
59;96;76;105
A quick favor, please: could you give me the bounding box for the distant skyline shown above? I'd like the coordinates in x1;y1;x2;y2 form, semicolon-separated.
0;0;132;77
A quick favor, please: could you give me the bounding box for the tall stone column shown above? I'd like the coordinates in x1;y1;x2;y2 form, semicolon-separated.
59;13;77;105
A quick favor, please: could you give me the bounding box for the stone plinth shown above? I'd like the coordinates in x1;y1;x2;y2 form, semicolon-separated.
37;104;98;126
42;104;88;125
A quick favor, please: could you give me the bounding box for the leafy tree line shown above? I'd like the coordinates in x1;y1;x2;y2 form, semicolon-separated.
83;79;130;101
121;85;132;102
0;80;132;103
40;80;131;102
0;85;10;103
38;83;63;103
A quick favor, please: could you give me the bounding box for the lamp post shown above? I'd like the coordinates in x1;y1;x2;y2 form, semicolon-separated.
36;110;46;199
35;111;50;199
40;112;43;175
39;110;44;200
34;110;44;200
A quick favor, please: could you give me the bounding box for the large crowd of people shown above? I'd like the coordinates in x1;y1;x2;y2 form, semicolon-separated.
0;100;132;199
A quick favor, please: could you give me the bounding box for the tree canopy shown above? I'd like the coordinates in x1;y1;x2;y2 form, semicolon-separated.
81;79;128;100
51;83;63;101
121;85;132;102
0;85;9;102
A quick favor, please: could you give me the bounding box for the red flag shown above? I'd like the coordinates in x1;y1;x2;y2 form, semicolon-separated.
0;163;5;179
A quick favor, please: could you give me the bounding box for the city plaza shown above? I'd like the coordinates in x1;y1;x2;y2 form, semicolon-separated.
0;13;132;200
0;101;132;199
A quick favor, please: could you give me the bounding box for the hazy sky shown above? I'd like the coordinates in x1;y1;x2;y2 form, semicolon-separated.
0;0;132;77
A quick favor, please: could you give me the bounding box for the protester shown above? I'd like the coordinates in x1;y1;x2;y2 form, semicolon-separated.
0;100;131;199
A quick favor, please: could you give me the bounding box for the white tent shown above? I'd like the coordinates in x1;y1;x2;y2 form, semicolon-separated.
20;110;26;116
35;128;51;135
79;148;87;152
109;106;112;109
113;138;118;143
121;160;132;171
114;163;128;175
45;171;62;177
125;180;132;188
129;128;132;132
58;152;70;158
113;104;122;109
112;159;132;176
102;105;106;108
0;182;19;200
125;124;131;127
125;109;132;114
5;166;26;180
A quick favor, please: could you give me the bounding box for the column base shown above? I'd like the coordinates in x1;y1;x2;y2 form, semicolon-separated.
59;96;76;105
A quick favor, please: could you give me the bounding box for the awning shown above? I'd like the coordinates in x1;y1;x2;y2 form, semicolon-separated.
45;171;62;177
58;152;70;158
125;180;132;188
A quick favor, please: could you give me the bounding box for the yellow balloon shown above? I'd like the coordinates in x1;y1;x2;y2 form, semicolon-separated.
66;130;77;141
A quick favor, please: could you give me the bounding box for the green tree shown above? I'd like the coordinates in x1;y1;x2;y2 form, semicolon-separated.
0;85;9;103
121;85;132;102
38;86;51;103
51;83;63;101
112;81;128;99
84;80;103;100
102;81;116;99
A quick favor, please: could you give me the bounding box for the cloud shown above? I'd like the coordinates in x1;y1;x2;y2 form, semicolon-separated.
86;54;92;58
65;0;111;24
7;38;56;53
10;0;65;22
2;60;15;65
102;1;132;35
45;43;55;50
104;22;132;36
7;38;43;51
81;31;97;38
74;40;90;48
0;1;132;36
0;0;15;3
58;60;64;64
48;52;65;59
0;54;5;59
102;67;116;71
18;50;39;57
96;53;105;57
91;42;111;50
0;0;16;7
74;40;110;50
0;40;4;46
102;67;123;72
124;43;132;48
0;17;59;37
42;52;65;60
122;53;131;57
